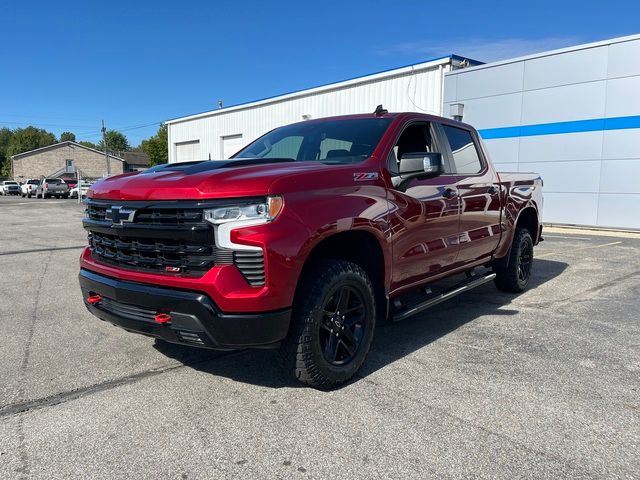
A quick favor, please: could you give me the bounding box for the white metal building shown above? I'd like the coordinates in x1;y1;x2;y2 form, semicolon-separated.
166;55;475;162
445;34;640;230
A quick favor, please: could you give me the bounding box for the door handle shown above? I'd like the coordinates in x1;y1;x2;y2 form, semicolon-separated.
442;188;458;199
488;185;499;195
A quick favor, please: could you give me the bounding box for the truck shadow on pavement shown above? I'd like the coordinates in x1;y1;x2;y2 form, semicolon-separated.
154;258;568;389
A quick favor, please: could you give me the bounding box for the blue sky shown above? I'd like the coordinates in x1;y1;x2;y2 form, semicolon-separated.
1;0;638;145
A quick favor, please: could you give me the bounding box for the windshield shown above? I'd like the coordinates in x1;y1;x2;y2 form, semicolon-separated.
5;181;17;185
234;118;392;164
46;179;63;183
28;180;39;184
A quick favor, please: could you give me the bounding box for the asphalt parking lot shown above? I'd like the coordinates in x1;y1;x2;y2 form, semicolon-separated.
0;195;638;479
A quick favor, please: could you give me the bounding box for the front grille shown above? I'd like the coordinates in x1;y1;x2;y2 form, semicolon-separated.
84;199;266;285
86;203;204;225
89;231;219;274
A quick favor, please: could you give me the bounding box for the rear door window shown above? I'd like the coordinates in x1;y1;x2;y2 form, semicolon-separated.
441;125;483;174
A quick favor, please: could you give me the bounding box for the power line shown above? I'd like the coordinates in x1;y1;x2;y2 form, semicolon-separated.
0;120;97;129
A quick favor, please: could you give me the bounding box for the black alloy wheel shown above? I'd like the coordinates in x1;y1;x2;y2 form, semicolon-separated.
319;285;367;366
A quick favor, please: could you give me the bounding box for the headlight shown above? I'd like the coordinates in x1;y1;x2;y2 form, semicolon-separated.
204;196;283;225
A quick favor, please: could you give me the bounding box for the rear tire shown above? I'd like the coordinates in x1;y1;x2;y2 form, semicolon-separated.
494;228;534;293
279;259;376;390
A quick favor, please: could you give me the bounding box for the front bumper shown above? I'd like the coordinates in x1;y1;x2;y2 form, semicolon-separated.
79;268;291;350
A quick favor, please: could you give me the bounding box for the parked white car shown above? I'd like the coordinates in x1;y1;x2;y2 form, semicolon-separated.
1;180;21;196
70;181;92;199
21;179;41;198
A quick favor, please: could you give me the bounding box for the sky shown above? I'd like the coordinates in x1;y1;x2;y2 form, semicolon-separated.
1;0;639;145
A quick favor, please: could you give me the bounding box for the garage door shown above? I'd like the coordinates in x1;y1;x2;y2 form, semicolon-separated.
175;140;201;162
221;135;244;159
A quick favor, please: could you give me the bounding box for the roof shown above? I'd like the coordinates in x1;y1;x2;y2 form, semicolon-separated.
445;33;640;76
11;141;125;161
119;150;150;166
166;54;483;125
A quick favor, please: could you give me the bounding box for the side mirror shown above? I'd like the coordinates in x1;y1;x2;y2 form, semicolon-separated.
399;152;443;176
394;152;444;190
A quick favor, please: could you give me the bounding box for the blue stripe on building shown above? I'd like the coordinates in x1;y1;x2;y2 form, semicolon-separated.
478;115;640;139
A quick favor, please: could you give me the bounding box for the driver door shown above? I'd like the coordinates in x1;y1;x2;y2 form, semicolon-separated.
386;121;461;292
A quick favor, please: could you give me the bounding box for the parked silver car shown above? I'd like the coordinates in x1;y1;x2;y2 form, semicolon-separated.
36;178;70;199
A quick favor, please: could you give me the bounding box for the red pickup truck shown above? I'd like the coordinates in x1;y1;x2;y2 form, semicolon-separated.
79;110;543;389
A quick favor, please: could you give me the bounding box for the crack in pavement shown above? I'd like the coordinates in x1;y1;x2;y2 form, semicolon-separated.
521;269;640;309
0;245;85;256
14;247;53;479
0;352;239;419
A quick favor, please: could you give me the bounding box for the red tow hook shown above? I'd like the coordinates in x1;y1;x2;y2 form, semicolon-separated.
87;294;102;305
154;313;172;324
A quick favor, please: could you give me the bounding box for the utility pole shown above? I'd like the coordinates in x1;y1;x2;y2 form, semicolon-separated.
101;120;110;175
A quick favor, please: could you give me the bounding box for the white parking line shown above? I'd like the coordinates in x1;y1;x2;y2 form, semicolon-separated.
544;235;592;240
537;241;623;258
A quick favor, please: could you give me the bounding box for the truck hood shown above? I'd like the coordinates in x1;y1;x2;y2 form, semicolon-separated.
88;159;335;200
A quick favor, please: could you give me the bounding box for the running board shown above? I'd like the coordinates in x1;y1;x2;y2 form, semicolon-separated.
390;272;497;322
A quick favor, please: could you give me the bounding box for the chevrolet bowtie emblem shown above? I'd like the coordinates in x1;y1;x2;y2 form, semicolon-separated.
106;206;136;225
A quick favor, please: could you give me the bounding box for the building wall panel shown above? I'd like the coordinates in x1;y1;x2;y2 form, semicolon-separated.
605;76;640;117
445;34;640;229
602;129;640;160
518;160;601;193
456;61;524;99
518;131;603;163
599;159;640;194
597;194;640;229
606;38;640;78
482;138;520;165
523;45;608;90
543;192;599;225
521;81;607;124
445;93;523;129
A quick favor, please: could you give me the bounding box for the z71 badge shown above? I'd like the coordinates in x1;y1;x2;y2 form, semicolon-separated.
353;172;379;181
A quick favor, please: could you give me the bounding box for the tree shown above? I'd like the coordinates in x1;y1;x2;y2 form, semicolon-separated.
60;131;76;142
140;124;168;166
0;128;13;177
78;140;99;150
98;130;130;153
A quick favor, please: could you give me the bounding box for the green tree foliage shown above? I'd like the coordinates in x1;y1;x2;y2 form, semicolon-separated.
60;131;76;142
78;140;99;150
140;124;168;166
0;127;13;176
98;130;130;153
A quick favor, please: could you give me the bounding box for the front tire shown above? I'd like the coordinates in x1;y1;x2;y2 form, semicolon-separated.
494;228;534;293
280;260;376;390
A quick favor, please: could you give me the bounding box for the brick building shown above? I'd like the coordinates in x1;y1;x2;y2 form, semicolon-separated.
11;141;129;180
